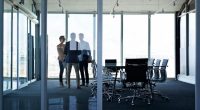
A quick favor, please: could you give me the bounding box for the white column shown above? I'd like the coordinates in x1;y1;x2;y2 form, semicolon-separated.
97;0;103;110
0;0;4;110
195;0;200;110
41;0;48;110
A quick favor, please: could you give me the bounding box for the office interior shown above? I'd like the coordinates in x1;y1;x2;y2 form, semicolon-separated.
0;0;199;110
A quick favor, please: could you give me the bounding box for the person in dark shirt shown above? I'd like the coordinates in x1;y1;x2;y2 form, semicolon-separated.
64;32;81;89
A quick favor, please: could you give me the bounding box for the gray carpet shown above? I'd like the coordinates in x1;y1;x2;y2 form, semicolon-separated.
3;79;195;110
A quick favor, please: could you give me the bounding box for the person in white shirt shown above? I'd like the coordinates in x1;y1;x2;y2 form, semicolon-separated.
79;33;91;87
64;33;81;89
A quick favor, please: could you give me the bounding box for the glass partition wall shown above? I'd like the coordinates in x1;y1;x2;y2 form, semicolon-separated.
3;2;176;109
47;14;65;78
3;6;12;91
12;10;18;90
3;2;36;91
18;12;28;86
46;13;176;79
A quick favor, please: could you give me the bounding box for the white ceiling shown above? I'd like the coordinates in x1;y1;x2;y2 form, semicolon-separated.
5;0;186;14
43;0;186;13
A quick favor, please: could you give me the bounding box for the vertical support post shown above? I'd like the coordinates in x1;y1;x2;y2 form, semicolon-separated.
16;9;19;89
186;4;189;76
97;0;103;110
120;12;123;65
148;12;151;59
175;12;180;80
195;0;200;110
41;0;48;110
93;13;96;61
11;7;13;88
0;0;4;109
35;11;41;80
65;12;68;41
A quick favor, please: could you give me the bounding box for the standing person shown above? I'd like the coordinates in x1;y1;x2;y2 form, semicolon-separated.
79;33;91;87
64;33;81;89
57;35;65;87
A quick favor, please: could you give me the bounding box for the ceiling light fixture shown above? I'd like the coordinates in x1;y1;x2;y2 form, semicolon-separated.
57;0;65;13
110;0;120;18
154;0;179;14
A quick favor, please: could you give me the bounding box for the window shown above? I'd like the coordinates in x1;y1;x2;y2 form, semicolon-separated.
151;14;175;78
103;15;121;65
47;14;65;78
3;11;12;91
124;15;148;64
68;14;94;78
18;12;28;86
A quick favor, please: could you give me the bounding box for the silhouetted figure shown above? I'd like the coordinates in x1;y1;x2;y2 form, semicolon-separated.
57;35;65;87
79;33;91;87
64;33;81;89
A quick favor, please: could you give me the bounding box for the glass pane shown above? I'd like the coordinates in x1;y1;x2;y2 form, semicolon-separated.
31;21;36;79
12;10;18;90
47;14;65;78
18;12;28;86
3;3;12;91
124;15;148;64
103;15;121;65
151;14;175;78
189;13;196;76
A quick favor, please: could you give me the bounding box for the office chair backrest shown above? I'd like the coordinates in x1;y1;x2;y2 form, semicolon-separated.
125;58;148;82
105;59;117;72
148;58;155;78
105;59;117;66
148;58;155;66
159;59;168;82
152;59;161;80
125;58;148;66
125;64;148;82
154;59;161;69
160;59;168;70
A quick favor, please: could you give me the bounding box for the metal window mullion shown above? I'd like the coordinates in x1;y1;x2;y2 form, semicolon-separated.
11;6;13;89
0;0;4;109
17;9;19;89
148;13;151;59
93;13;96;61
120;13;123;66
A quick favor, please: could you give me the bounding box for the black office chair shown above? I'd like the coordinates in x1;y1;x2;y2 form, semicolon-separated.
147;58;155;78
104;59;117;73
118;58;151;105
151;59;169;101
